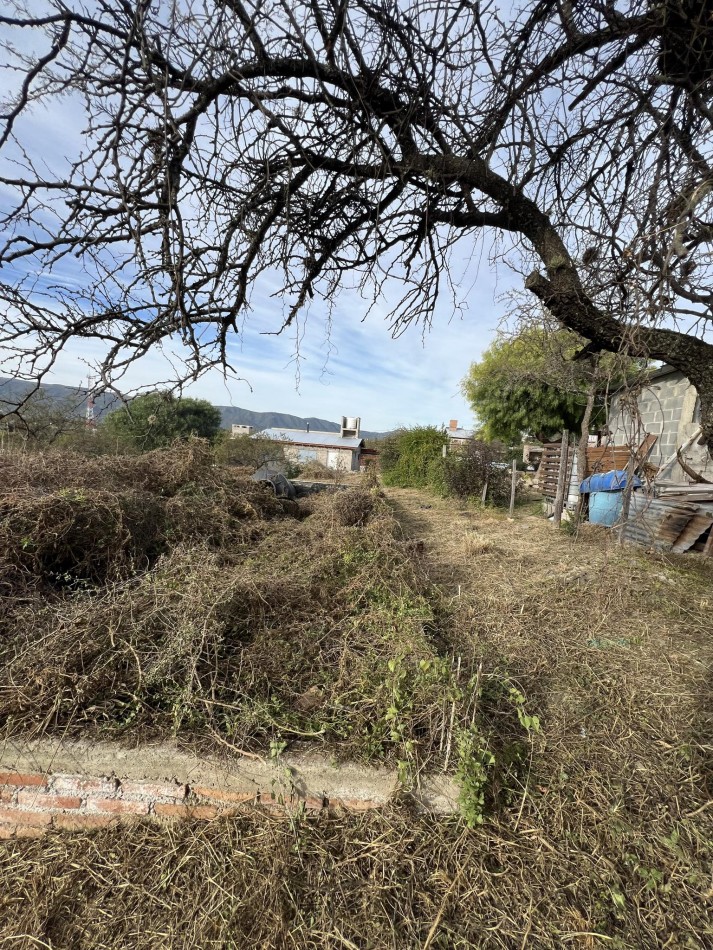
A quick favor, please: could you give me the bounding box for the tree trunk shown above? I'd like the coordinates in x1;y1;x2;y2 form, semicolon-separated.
524;268;713;455
577;379;597;489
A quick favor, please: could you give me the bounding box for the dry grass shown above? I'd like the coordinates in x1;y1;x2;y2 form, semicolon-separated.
389;488;712;796
0;801;710;949
1;470;495;768
0;477;711;948
0;440;284;595
383;487;713;946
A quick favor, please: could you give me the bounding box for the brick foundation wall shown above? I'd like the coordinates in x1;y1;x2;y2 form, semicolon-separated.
0;769;374;840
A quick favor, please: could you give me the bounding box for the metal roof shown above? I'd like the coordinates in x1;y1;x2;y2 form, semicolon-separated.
258;428;363;449
671;512;713;553
446;428;475;440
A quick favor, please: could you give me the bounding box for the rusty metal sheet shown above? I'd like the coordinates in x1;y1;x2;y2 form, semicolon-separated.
622;495;700;551
671;513;713;554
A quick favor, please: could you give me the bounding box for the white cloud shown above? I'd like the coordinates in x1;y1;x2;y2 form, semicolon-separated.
0;14;514;433
29;258;509;431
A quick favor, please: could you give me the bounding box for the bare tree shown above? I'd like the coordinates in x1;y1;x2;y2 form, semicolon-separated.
1;1;712;446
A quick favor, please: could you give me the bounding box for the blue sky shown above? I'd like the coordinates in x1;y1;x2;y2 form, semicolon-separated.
0;13;512;434
0;95;512;435
41;263;510;432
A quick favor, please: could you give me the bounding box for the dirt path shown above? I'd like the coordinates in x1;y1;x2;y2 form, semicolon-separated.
386;485;546;596
386;484;712;834
386;485;494;589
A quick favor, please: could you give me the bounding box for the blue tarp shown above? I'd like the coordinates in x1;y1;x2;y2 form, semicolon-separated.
579;470;642;494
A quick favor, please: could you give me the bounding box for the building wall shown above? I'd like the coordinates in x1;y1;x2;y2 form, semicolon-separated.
608;371;712;481
283;444;358;472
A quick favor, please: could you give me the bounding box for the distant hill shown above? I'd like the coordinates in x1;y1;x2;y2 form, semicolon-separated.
0;377;386;439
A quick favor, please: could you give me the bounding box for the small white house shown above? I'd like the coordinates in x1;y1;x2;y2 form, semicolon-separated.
446;419;475;448
258;416;364;472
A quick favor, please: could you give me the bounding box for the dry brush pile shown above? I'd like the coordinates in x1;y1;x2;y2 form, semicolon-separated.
0;445;534;786
2;460;711;947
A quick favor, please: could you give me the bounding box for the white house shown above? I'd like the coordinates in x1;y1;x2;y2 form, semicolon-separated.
258;416;364;471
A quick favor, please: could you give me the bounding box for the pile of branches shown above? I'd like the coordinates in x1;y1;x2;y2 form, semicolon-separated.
0;480;534;796
0;441;284;594
0;492;430;756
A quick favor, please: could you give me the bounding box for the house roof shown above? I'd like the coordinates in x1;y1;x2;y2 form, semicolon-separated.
446;428;475;440
259;427;364;449
612;363;684;392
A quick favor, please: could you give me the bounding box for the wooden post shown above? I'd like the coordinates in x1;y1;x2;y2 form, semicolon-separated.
481;478;489;505
509;458;517;518
552;430;569;526
618;448;637;541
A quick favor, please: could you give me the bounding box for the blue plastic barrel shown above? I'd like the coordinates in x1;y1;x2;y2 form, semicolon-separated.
589;491;623;527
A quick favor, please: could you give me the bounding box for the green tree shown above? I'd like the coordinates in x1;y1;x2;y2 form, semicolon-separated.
462;328;629;445
102;392;222;452
380;427;447;489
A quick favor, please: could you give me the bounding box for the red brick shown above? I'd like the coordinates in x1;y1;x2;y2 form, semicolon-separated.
52;814;117;831
0;806;52;827
0;823;45;840
52;775;119;797
154;803;222;820
265;797;325;814
259;798;292;815
331;799;381;813
0;772;47;787
299;797;325;812
191;785;255;805
85;798;149;816
16;825;47;838
16;791;81;810
119;780;187;801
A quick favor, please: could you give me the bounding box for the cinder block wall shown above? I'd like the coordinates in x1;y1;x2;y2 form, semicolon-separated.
608;372;712;480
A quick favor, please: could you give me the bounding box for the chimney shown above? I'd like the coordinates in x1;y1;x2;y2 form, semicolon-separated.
340;416;361;439
449;419;458;431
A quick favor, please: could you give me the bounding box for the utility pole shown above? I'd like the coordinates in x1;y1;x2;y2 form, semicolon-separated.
85;376;97;433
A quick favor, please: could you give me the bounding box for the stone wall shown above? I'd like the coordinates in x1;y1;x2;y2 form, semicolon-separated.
608;370;712;482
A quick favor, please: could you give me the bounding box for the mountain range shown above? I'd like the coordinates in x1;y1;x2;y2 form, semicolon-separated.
0;377;386;439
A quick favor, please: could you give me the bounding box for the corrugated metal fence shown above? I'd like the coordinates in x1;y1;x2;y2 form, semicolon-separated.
621;494;713;555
